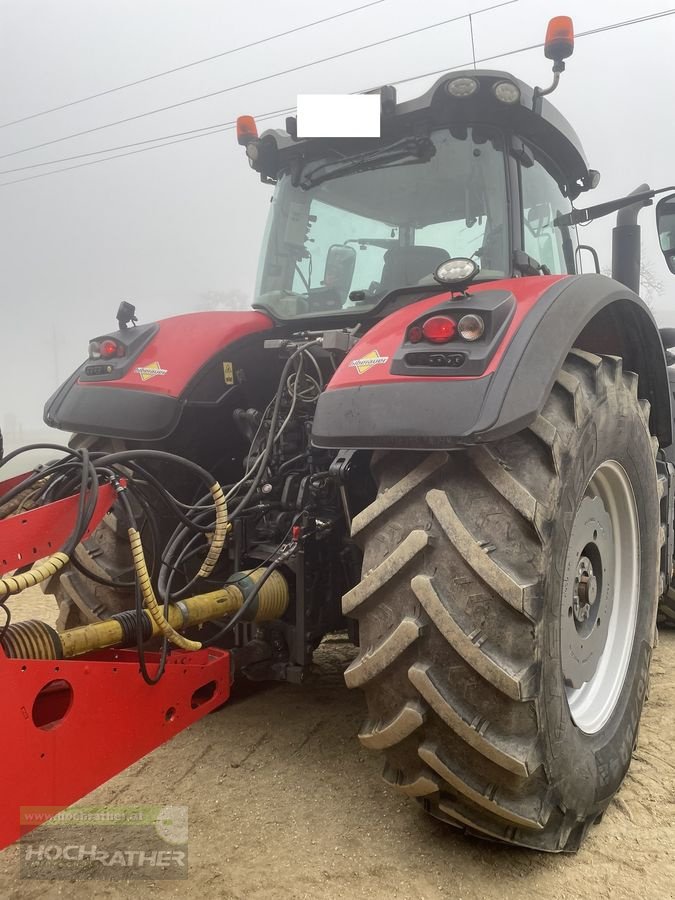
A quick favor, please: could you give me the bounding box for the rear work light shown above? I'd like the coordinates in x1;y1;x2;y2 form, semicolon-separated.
421;316;456;344
493;81;520;104
457;314;485;341
445;76;479;98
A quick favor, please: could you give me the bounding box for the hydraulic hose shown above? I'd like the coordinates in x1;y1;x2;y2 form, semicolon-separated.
0;552;69;600
196;482;229;577
96;449;230;583
128;527;201;651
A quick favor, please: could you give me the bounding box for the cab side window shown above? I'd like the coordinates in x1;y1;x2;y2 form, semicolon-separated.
520;155;575;274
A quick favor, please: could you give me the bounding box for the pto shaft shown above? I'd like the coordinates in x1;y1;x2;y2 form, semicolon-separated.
1;569;289;660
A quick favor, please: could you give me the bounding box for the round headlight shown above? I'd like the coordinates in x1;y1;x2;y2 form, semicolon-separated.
458;314;485;341
434;257;480;286
446;76;479;98
493;81;520;104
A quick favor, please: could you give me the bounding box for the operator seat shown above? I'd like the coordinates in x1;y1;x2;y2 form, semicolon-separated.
379;245;449;291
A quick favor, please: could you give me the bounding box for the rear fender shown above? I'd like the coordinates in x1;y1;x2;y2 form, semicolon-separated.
44;311;274;441
312;274;672;449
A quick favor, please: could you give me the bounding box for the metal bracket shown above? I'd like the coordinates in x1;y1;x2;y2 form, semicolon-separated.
329;448;361;528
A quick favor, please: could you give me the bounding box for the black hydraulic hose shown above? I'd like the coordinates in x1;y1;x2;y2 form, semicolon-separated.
63;448;91;556
156;357;283;602
0;442;81;470
159;340;319;601
101;449;230;593
228;342;319;522
95;449;219;493
0;443;101;559
0;451;83;510
119;462;216;533
72;450;101;551
160;529;207;603
69;483;161;590
117;486;169;685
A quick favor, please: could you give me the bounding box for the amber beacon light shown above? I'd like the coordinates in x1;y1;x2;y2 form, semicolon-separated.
545;16;574;63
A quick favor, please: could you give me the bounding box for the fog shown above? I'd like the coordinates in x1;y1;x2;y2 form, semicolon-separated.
1;0;673;446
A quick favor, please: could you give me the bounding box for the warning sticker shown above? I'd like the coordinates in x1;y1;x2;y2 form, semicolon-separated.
223;362;235;385
349;350;389;375
135;361;168;382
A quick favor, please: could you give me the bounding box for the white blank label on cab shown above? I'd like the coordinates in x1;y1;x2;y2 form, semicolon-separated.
296;94;380;138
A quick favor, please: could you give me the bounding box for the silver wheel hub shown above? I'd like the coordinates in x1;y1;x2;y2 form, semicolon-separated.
562;497;613;688
562;461;640;735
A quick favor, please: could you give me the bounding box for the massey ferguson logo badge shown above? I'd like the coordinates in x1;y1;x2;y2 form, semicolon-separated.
135;361;168;382
349;350;389;375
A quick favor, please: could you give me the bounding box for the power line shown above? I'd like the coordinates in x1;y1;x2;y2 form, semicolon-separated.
0;0;390;130
0;108;295;187
381;7;675;92
0;0;517;162
1;5;672;188
0;120;261;176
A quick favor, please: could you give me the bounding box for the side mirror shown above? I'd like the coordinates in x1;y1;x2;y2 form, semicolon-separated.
322;244;356;295
660;327;675;349
656;193;675;274
526;203;552;238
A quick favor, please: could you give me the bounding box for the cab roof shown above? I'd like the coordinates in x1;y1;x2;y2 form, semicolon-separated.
251;69;596;201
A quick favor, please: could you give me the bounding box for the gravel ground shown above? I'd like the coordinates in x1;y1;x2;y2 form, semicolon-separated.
0;587;674;899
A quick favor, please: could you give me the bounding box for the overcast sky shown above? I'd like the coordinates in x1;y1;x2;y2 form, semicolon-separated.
1;0;674;439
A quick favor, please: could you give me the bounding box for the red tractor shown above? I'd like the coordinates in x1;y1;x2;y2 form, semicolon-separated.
5;16;675;852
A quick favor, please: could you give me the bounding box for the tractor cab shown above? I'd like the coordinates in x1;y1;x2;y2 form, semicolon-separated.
241;28;598;322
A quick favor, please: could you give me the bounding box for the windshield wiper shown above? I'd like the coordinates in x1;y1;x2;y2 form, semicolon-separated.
297;137;435;190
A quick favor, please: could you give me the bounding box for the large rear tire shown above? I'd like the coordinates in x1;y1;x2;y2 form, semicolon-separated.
344;350;663;851
45;437;135;631
658;592;675;626
49;515;136;630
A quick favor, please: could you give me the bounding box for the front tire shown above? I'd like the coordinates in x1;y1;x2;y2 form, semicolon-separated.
344;350;662;851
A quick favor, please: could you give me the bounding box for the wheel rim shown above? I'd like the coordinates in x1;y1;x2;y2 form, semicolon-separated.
562;460;640;735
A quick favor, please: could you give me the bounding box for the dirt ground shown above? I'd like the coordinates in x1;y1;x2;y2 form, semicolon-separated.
1;587;674;899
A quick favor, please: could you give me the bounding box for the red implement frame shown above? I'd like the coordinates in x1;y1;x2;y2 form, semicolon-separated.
1;646;230;849
0;472;118;573
0;472;232;849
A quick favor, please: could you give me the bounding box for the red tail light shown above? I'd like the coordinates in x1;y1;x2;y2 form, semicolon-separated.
421;316;456;344
100;339;124;359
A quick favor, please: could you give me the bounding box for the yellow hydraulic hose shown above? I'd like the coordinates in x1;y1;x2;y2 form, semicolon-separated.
128;528;201;651
0;552;69;600
197;482;228;577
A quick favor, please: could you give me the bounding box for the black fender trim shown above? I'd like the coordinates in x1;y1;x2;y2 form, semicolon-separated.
44;381;180;441
312;274;672;449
